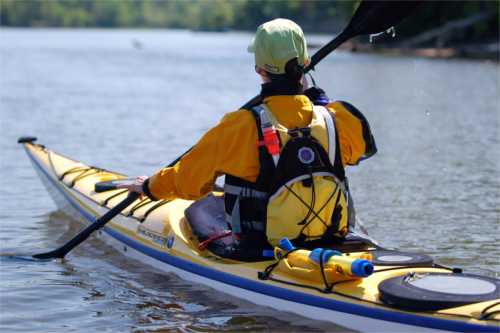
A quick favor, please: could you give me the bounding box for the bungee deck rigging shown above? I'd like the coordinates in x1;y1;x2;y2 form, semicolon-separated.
47;153;175;224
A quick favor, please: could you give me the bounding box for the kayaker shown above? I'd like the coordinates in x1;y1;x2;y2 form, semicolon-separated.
121;18;376;257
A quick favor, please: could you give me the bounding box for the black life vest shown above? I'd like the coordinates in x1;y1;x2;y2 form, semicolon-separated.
224;104;352;247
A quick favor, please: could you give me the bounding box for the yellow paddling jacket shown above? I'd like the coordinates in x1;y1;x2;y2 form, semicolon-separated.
144;94;376;245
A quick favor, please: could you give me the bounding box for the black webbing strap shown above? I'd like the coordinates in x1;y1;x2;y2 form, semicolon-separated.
70;169;102;187
139;200;171;222
480;301;500;320
128;198;153;216
248;107;276;191
326;111;345;181
59;166;92;181
102;189;129;206
318;248;334;292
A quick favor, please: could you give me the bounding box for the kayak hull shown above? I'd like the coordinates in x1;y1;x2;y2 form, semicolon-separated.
22;142;500;333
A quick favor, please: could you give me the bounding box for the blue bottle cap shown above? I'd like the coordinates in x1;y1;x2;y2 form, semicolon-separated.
351;259;374;277
309;248;341;264
279;238;295;251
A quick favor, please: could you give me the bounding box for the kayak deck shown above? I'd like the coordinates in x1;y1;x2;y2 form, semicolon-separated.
22;141;500;333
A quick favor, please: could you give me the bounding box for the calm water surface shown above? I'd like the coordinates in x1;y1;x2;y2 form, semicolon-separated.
0;29;499;332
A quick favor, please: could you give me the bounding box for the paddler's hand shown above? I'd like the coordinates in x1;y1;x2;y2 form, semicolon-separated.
117;176;148;197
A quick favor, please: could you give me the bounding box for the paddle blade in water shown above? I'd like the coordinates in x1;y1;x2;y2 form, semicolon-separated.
0;253;54;262
32;250;63;260
29;193;140;260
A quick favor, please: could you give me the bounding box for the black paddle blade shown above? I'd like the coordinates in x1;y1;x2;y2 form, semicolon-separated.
32;251;61;260
30;193;140;260
308;1;421;71
95;178;135;192
347;1;422;36
0;254;53;262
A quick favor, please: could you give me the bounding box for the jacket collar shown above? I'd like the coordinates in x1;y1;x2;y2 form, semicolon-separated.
260;79;303;98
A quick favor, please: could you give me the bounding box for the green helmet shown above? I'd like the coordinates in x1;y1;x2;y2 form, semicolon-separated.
248;18;309;75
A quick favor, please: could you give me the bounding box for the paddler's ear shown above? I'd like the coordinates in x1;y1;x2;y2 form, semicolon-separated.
255;66;271;83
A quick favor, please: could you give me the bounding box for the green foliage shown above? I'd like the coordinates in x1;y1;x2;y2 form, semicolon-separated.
0;0;498;43
0;0;356;31
396;0;499;40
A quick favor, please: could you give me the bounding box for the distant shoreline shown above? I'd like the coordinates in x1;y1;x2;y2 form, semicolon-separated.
328;40;500;62
2;26;497;62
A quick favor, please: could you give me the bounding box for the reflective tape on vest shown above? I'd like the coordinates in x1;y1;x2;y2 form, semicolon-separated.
313;105;336;165
223;184;267;199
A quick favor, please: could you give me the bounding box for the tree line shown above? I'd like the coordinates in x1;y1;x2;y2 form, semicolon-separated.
0;0;355;31
1;0;498;45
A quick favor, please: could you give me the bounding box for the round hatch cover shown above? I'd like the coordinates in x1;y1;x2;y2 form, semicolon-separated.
371;250;434;266
409;274;496;295
379;273;500;311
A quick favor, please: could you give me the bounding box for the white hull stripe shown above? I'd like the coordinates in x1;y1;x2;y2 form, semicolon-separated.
24;147;498;333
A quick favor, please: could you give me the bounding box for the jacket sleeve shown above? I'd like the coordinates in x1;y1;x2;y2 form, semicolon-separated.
327;101;377;166
145;109;259;201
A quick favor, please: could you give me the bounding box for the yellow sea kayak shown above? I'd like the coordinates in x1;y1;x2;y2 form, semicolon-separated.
19;137;500;333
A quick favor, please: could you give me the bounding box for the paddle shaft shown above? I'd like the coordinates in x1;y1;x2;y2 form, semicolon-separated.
33;192;140;259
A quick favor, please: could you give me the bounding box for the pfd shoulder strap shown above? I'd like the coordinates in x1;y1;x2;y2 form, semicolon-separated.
248;105;277;190
312;105;345;182
312;105;336;165
253;105;280;166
